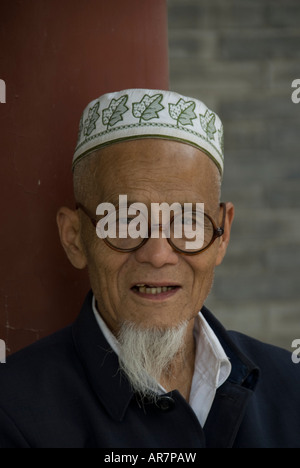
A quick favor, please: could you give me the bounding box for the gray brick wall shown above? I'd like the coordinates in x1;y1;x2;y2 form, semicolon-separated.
168;0;300;349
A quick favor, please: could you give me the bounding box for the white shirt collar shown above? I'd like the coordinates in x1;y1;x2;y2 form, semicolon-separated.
92;295;231;426
189;311;231;425
92;295;120;355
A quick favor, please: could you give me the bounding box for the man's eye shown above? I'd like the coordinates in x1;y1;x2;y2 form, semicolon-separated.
184;216;196;225
182;213;199;226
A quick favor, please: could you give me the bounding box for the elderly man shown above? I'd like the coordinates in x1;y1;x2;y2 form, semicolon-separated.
0;89;300;448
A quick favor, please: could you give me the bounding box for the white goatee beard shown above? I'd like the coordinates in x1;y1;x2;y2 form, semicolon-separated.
117;321;189;402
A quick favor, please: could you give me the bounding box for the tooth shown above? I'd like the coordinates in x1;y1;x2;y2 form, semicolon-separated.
136;285;176;295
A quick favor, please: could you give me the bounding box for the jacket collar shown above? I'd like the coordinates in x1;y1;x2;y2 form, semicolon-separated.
72;290;134;421
72;291;260;425
201;305;260;389
201;305;260;447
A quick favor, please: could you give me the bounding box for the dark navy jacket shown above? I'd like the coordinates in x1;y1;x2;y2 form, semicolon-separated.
0;290;300;448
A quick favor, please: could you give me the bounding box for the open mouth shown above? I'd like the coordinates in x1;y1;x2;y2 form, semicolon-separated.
131;283;180;296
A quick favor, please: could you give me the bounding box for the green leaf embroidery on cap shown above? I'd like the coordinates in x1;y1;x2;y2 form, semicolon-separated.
169;98;197;127
83;102;100;137
132;94;164;124
77;115;83;144
200;110;216;140
218;127;224;154
102;95;129;129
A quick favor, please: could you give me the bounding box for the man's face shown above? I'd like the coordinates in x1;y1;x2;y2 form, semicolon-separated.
77;139;227;334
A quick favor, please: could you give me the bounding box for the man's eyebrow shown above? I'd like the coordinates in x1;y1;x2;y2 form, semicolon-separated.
92;199;210;222
100;198;137;207
99;198;205;207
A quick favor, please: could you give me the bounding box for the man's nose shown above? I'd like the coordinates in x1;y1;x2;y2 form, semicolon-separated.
134;234;179;268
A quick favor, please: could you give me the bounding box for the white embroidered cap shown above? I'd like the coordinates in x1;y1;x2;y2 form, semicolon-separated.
73;89;224;175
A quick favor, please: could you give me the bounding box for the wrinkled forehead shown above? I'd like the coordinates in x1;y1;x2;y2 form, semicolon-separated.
77;139;221;206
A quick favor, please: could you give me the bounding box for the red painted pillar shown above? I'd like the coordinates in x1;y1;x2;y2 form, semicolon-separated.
0;0;169;354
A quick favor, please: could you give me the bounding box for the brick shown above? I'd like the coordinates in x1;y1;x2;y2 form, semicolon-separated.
263;181;300;208
219;93;299;120
206;4;264;29
267;2;300;27
221;150;300;209
268;301;300;348
169;31;217;60
222;150;272;184
169;59;266;89
231;208;300;244
270;60;300;88
221;184;266;210
264;242;300;271
217;243;265;273
213;267;300;301
168;4;202;29
168;1;265;29
269;118;300;151
205;299;268;341
219;31;300;60
224;119;269;151
262;151;300;180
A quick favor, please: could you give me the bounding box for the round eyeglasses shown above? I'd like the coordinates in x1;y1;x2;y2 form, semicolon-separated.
76;202;226;255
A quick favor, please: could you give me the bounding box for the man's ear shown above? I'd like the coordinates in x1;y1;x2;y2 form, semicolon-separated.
56;207;87;269
215;202;235;267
